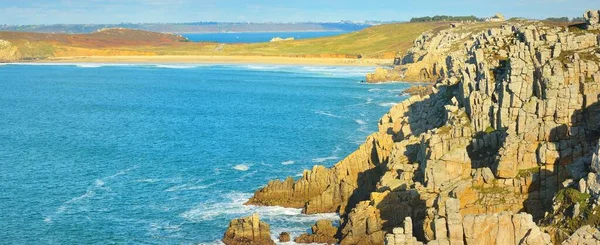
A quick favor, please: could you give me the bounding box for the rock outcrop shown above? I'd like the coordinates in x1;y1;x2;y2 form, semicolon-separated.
246;132;394;215
585;10;600;30
243;10;600;245
294;219;338;244
385;198;552;245
270;37;295;42
222;213;275;245
562;225;600;244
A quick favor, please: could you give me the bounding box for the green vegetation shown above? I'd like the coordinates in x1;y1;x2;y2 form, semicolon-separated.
144;22;448;58
544;188;599;236
515;167;541;179
410;15;482;23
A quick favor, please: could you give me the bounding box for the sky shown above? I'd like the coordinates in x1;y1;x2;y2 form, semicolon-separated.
0;0;598;25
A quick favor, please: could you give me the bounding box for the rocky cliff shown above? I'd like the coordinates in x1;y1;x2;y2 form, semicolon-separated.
229;10;600;245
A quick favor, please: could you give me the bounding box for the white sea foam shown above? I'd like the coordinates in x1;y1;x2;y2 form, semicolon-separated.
136;178;161;183
165;184;209;192
233;164;250;171
180;191;340;235
281;160;296;165
95;179;105;187
314;110;343;118
355;119;367;125
312;156;339;163
76;64;103;68
368;88;382;92
154;64;198;69
378;102;398;107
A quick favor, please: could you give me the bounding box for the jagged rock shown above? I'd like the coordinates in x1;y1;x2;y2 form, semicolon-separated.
562;225;600;244
294;219;338;244
279;232;290;242
385;217;423;245
222;213;275;245
339;201;385;245
247;132;393;215
584;10;600;30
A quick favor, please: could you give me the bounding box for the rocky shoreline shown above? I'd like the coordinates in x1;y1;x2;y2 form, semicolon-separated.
224;10;600;245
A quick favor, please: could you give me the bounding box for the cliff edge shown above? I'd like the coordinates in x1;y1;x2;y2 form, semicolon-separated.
231;10;600;245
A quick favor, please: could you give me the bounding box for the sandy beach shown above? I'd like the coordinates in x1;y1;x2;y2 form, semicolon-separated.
37;55;391;66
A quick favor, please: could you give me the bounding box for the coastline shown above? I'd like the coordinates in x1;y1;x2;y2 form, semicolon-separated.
34;55;391;67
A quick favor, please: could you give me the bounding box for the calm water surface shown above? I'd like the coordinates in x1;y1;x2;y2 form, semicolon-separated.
181;31;348;43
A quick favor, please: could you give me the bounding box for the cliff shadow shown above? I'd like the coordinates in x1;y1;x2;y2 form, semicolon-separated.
466;128;508;170
400;84;458;139
522;99;600;222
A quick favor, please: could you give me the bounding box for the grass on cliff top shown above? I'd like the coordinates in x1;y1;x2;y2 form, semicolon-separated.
2;22;449;59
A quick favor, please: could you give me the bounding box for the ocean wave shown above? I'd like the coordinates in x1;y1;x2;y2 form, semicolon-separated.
154;64;198;69
314;110;343;118
241;64;374;78
165;184;210;192
136;178;161;183
281;160;296;165
355;119;367;125
312;156;339;163
76;64;103;68
378;102;398;107
233;164;250;171
181;191;339;236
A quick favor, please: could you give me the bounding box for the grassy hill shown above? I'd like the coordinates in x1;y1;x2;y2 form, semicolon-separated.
0;22;448;61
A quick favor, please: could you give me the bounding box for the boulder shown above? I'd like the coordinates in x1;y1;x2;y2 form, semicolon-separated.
222;213;275;245
278;232;291;242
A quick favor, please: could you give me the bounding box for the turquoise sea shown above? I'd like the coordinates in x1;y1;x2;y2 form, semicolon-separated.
0;63;410;244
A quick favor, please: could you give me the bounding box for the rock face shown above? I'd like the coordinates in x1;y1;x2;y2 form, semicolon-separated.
562;225;600;244
385;199;552;245
244;10;600;245
585;10;600;30
294;219;338;244
222;213;275;245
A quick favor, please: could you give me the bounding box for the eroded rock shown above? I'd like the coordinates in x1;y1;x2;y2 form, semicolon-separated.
222;213;275;245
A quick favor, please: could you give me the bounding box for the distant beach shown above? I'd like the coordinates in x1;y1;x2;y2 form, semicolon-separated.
37;55;390;66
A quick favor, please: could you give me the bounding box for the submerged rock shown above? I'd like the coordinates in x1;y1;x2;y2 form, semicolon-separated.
222;213;275;245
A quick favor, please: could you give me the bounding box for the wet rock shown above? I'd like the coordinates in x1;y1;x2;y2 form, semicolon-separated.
278;232;291;242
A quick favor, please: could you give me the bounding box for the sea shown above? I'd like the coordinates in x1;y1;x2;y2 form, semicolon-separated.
181;31;348;43
0;63;411;244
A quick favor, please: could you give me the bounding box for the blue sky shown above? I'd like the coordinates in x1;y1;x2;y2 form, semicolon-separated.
0;0;597;25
